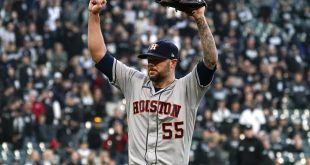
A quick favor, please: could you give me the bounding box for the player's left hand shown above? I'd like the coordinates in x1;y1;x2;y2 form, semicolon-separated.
191;6;206;19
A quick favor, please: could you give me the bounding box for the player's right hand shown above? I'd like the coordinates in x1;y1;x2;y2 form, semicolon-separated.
89;0;107;15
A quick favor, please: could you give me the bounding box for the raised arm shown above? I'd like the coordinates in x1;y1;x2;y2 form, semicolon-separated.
192;7;218;70
88;0;107;63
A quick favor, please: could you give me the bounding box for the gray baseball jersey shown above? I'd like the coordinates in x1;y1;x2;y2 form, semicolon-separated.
96;52;215;165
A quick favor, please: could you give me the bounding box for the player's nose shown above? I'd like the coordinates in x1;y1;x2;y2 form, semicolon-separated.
148;62;155;67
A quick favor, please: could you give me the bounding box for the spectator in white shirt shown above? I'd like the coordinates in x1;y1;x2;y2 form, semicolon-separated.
239;102;266;134
213;99;231;123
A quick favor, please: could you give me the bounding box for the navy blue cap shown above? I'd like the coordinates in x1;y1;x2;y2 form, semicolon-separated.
138;40;179;60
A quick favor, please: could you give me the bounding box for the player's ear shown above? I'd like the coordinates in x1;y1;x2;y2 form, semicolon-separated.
170;59;178;69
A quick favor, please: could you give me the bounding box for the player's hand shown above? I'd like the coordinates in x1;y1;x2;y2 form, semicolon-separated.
89;0;107;15
191;6;205;19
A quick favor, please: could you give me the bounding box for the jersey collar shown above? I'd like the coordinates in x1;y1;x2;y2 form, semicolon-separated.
142;79;177;96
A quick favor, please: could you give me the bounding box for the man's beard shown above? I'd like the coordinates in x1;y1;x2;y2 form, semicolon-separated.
149;72;165;83
148;63;170;83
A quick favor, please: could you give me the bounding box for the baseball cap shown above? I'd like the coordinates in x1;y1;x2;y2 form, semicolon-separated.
138;40;179;60
94;116;102;123
244;124;253;130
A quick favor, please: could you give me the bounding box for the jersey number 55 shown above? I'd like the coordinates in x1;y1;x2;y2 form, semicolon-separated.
162;121;184;140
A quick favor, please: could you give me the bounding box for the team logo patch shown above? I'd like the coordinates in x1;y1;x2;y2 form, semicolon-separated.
149;44;159;50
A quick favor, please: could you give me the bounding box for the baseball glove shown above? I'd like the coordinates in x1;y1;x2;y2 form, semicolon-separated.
155;0;207;14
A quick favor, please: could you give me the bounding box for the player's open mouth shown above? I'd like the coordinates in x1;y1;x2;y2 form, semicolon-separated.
149;69;157;72
149;71;157;75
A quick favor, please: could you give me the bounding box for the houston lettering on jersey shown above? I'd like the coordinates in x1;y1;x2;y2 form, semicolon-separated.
133;100;181;118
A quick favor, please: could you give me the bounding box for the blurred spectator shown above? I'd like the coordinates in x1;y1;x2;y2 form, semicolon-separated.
289;72;308;109
194;129;228;165
1;98;23;149
46;0;61;32
228;100;241;124
67;151;81;165
286;45;305;74
212;99;232;135
29;90;45;123
239;102;266;134
265;116;277;132
56;118;80;149
33;67;47;91
209;78;229;108
42;149;56;165
40;89;58;140
237;125;264;165
25;150;41;165
34;35;47;66
71;64;87;84
285;133;304;153
49;42;68;73
79;81;94;121
17;54;32;89
102;120;128;164
277;115;289;135
258;132;274;165
78;48;93;73
269;67;286;100
62;22;84;59
21;101;36;146
0;22;15;45
288;118;306;138
223;125;240;165
51;72;65;106
91;88;107;118
63;92;82;123
35;114;49;143
270;129;285;154
77;141;91;165
212;99;231;123
200;110;216;130
87;117;104;151
86;152;97;165
99;151;116;165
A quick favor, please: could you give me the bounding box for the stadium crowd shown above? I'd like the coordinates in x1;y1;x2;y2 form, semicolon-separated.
0;0;310;164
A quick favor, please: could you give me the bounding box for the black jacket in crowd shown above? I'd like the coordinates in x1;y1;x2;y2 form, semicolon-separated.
237;137;264;165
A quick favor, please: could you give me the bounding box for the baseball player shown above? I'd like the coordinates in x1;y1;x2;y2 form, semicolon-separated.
88;0;218;164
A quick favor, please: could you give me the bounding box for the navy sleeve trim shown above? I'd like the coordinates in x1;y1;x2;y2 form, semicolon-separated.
95;52;115;82
197;61;216;86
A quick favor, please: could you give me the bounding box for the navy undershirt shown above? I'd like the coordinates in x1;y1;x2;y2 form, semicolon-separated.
196;61;216;86
95;52;114;81
155;88;162;92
